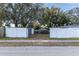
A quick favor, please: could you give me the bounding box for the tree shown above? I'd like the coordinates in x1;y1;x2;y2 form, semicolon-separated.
0;4;70;29
58;12;71;26
0;6;10;27
42;7;71;29
0;3;33;27
26;3;44;28
0;3;44;28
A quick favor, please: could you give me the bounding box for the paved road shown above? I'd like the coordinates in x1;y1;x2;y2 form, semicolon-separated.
1;40;79;42
0;46;79;56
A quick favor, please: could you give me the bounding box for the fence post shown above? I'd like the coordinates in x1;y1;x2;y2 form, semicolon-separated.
4;27;5;37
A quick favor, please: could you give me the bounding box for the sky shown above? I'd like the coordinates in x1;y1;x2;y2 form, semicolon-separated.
45;3;79;11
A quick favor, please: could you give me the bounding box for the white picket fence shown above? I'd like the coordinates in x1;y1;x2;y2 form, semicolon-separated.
50;28;79;38
5;28;34;38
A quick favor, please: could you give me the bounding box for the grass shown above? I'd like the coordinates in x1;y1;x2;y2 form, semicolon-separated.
0;34;79;46
29;34;79;40
34;34;79;40
1;34;79;40
0;34;49;40
31;34;49;39
0;42;79;46
49;38;79;40
0;38;32;40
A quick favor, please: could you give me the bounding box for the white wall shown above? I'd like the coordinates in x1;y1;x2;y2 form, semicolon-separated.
50;28;79;38
32;29;34;34
6;28;28;38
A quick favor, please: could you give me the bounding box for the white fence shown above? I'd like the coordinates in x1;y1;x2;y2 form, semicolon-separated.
32;29;34;34
50;28;79;38
5;28;34;38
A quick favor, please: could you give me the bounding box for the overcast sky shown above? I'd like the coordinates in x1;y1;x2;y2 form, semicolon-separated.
45;3;79;11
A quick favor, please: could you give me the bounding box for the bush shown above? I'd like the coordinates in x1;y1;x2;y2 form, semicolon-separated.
34;25;41;30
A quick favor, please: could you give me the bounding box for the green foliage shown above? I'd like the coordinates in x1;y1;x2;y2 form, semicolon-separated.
34;25;41;30
42;7;71;28
0;4;71;29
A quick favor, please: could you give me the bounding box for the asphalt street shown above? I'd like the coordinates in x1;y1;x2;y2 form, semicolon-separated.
0;46;79;56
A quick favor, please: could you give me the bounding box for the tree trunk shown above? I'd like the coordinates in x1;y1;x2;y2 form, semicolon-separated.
15;16;18;27
15;19;18;27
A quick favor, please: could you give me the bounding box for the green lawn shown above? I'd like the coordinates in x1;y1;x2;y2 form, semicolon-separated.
49;38;79;40
0;42;79;46
31;34;79;40
32;34;79;40
0;38;32;40
31;34;49;39
1;34;79;40
0;34;49;40
0;34;79;46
